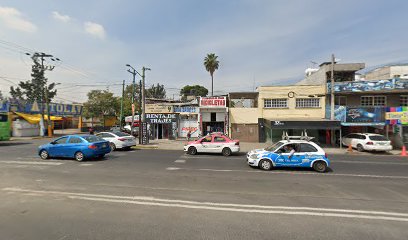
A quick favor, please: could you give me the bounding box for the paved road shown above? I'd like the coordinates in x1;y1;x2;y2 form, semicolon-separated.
1;139;407;240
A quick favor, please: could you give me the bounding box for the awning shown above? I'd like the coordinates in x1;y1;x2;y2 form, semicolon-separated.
14;112;63;124
264;119;341;130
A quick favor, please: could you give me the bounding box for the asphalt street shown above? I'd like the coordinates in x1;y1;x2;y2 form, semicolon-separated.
0;139;407;240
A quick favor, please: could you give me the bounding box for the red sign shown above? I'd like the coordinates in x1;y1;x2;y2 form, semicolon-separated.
200;97;226;107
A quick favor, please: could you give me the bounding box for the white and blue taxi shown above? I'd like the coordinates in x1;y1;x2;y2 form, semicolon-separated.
247;140;330;172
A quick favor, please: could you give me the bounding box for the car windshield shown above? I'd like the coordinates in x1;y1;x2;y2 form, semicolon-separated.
264;142;284;152
113;131;130;137
369;135;388;141
83;135;104;143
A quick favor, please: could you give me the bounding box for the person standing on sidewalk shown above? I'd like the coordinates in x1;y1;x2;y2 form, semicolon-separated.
187;130;191;142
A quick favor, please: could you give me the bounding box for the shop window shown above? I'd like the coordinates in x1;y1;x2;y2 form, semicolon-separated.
335;96;347;106
400;95;408;106
264;99;288;108
211;112;216;122
361;96;386;106
295;98;320;108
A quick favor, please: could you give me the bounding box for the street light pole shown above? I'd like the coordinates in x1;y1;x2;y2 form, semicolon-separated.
126;66;137;136
330;54;335;146
120;80;125;129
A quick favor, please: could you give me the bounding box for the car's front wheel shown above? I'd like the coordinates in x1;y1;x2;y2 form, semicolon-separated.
39;150;49;160
222;147;232;157
259;159;273;171
75;151;84;162
188;146;197;155
313;161;327;173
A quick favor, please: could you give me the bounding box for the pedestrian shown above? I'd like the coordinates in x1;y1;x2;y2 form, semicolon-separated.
89;127;94;135
187;130;191;141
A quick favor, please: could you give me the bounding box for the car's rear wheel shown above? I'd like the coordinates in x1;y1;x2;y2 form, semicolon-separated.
313;161;327;173
357;144;364;152
222;147;232;157
259;159;272;171
40;150;49;160
109;142;116;151
75;151;84;162
188;146;197;155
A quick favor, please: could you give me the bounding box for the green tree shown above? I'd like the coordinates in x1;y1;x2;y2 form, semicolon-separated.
83;90;120;118
9;57;57;104
146;83;166;99
204;53;219;96
180;85;208;101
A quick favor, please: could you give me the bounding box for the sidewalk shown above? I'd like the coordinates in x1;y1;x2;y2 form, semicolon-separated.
135;139;402;155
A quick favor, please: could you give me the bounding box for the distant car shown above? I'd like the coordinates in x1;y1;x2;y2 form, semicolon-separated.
38;135;111;161
123;125;139;136
96;131;136;151
109;125;121;132
341;133;392;152
184;134;240;156
247;140;330;172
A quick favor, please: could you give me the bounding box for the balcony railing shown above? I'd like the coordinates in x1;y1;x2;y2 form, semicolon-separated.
327;78;408;93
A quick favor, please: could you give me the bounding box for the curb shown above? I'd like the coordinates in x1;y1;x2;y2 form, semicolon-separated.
132;145;159;150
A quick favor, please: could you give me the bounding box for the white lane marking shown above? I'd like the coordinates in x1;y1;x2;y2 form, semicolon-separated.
0;160;63;166
166;167;408;180
166;167;181;170
332;160;408;165
80;163;93;166
174;160;186;163
3;187;408;222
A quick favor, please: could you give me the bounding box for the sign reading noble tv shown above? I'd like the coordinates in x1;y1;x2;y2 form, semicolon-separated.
200;97;226;107
145;113;177;124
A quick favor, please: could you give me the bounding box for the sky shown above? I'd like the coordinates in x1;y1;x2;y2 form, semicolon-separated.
0;0;408;103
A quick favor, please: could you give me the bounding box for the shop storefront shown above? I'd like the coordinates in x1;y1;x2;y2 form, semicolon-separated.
146;113;178;140
259;119;341;144
386;107;408;148
174;106;200;138
199;97;228;135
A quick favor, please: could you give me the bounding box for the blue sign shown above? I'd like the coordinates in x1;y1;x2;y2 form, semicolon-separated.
328;78;408;93
9;101;82;116
173;106;197;113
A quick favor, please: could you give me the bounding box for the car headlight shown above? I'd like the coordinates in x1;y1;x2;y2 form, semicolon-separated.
250;154;258;159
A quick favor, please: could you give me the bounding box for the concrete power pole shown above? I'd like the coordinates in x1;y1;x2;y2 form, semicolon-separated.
141;67;151;123
330;54;335;146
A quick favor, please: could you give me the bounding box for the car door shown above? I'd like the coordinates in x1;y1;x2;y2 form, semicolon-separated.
299;143;320;166
351;134;363;148
199;136;213;152
277;143;301;166
48;136;69;157
66;136;84;158
213;136;228;153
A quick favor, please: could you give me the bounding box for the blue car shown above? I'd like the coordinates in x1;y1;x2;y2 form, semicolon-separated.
247;140;330;172
38;135;111;161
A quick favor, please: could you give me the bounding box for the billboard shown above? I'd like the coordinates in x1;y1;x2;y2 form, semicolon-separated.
346;107;384;124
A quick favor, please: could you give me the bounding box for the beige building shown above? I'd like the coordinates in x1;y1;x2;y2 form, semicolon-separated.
229;85;340;143
365;65;408;80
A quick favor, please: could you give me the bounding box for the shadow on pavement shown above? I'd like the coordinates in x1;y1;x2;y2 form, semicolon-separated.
0;142;32;147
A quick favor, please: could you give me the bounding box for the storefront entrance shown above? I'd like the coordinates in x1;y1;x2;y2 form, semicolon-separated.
202;121;224;135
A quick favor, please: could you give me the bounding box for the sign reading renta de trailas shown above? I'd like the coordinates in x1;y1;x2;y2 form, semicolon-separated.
199;97;226;107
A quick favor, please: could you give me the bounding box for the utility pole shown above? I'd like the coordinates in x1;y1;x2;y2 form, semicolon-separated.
139;79;142;143
141;67;151;123
127;68;136;137
330;54;335;146
30;52;57;137
120;80;125;129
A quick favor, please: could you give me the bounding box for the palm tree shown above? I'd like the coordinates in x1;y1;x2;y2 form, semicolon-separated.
204;53;219;96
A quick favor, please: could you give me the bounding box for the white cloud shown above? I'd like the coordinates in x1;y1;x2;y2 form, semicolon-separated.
52;11;71;23
0;6;37;33
84;21;106;39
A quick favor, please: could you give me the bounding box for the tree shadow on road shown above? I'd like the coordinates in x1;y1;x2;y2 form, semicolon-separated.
0;142;32;147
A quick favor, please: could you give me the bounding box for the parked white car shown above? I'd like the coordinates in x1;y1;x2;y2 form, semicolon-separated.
341;133;392;152
184;134;240;156
96;131;136;151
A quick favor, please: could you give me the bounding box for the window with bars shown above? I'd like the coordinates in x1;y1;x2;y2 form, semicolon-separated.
401;95;408;106
295;98;320;108
360;96;386;106
264;99;288;108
